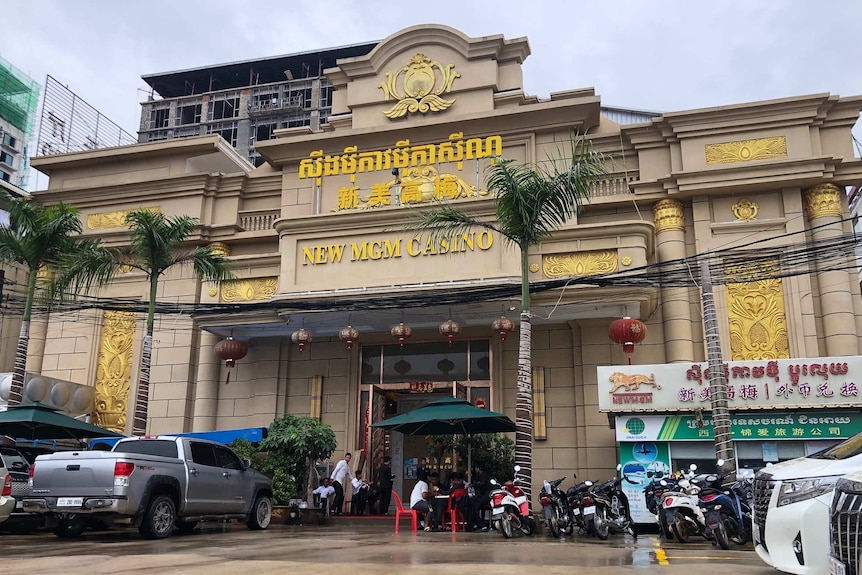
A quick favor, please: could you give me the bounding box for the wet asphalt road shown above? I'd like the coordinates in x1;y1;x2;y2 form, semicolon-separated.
0;524;777;574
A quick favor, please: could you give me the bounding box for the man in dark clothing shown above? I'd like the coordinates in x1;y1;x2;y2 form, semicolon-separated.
469;462;491;531
377;456;394;515
417;457;430;482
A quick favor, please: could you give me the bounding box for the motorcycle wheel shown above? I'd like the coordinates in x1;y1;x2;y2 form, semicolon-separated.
500;516;513;539
659;514;674;540
729;515;749;545
546;507;561;538
713;515;730;550
520;517;534;536
671;513;690;544
591;507;610;541
626;524;637;539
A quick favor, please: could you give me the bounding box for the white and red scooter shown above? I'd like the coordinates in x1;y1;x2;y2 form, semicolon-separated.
489;465;535;538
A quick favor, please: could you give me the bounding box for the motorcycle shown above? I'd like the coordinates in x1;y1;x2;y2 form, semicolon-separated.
644;476;678;540
588;465;638;541
694;459;751;548
489;465;534;538
661;464;708;544
539;476;576;537
566;477;596;536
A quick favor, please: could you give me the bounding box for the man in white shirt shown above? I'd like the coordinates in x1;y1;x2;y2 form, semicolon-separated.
350;470;373;515
312;478;336;514
330;452;353;516
410;477;437;531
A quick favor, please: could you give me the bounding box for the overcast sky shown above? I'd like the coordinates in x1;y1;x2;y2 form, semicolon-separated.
4;0;862;170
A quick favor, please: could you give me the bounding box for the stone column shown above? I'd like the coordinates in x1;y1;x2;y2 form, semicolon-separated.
654;199;696;362
192;330;222;432
804;184;859;356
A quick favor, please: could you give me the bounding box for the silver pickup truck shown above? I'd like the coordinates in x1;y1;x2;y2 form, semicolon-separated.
23;435;273;539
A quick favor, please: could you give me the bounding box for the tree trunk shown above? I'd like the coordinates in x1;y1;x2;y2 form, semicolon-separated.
514;311;533;501
9;321;30;404
132;331;152;436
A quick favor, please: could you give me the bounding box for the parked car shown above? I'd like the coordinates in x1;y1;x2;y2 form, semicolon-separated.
0;445;45;532
23;435;273;539
754;432;862;575
0;458;14;526
829;470;862;575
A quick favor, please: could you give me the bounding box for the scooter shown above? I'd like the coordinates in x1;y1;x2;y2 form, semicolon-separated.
695;459;749;548
661;464;708;543
588;465;638;541
539;476;575;537
489;465;534;538
644;476;678;540
566;476;595;536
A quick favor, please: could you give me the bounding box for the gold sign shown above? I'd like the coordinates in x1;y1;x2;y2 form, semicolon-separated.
335;166;481;212
379;53;460;119
705;136;787;165
301;231;494;266
542;250;618;278
86;206;160;230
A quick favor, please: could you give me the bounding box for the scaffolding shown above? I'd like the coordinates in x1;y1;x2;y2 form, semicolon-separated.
0;56;40;135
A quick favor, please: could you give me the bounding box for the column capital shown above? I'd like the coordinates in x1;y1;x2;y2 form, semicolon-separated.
804;183;843;220
653;199;685;234
208;242;230;257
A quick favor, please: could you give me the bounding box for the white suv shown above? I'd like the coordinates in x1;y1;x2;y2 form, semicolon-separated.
0;458;13;525
754;433;862;574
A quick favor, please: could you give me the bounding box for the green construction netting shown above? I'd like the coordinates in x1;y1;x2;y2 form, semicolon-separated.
0;56;40;135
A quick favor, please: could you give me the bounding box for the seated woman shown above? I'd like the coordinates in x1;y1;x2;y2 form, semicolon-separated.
410;475;438;531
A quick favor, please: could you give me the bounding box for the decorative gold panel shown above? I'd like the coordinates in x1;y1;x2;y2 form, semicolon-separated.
726;260;790;360
529;263;539;273
208;242;230;257
732;199;759;220
220;277;279;302
93;311;136;432
621;256;633;266
653;199;685;234
86;206;160;230
705;136;787;165
543;250;618;278
379;53;460;119
804;183;842;220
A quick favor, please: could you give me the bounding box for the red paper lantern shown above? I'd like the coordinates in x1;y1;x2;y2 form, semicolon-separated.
214;337;248;385
439;319;461;345
608;317;647;359
339;325;360;349
492;316;515;341
391;322;413;346
291;328;312;352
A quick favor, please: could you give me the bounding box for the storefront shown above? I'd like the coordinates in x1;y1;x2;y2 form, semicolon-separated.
600;356;862;523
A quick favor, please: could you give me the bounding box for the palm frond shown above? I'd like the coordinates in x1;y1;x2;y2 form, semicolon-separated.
405;201;500;245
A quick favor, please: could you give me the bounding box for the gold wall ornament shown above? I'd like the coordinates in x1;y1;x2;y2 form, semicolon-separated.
726;275;790;361
92;310;136;432
621;256;633;266
220;277;278;302
379;53;460;119
208;286;218;297
86;206;160;230
704;136;787;165
208;242;230;257
804;183;843;220
732;199;759;221
529;263;540;273
542;250;618;278
653;199;685;233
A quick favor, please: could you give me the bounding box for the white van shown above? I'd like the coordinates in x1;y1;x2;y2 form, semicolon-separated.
754;433;862;575
829;470;862;575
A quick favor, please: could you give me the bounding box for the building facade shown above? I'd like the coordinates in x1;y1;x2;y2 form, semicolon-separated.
0;56;40;188
28;25;862;502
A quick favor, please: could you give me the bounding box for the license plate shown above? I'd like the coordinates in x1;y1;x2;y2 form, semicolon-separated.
829;556;846;575
15;501;23;509
491;507;504;516
583;505;596;516
572;508;580;516
57;498;83;507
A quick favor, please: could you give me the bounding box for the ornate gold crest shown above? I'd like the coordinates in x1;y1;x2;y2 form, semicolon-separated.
731;199;758;221
379;53;460;119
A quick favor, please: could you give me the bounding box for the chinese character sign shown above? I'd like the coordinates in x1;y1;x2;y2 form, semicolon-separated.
598;356;862;412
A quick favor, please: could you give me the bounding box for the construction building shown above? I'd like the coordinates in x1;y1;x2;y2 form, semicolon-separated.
0;56;40;188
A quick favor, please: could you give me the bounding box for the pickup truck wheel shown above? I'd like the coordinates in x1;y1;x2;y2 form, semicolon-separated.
247;495;272;530
52;515;87;538
139;495;176;539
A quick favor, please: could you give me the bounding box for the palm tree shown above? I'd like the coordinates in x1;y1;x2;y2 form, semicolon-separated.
409;136;607;498
56;209;234;435
0;193;108;404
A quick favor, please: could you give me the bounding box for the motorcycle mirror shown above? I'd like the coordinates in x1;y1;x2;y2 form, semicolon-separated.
490;479;498;486
689;463;698;471
585;481;593;487
616;464;622;471
659;480;667;486
514;465;521;472
717;458;725;467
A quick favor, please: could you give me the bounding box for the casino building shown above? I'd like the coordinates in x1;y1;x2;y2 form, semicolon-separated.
22;24;862;502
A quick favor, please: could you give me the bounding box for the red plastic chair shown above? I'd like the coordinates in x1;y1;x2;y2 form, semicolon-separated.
392;491;417;533
443;489;468;532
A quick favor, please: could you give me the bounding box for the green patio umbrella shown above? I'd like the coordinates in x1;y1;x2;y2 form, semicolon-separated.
0;402;124;441
370;397;515;474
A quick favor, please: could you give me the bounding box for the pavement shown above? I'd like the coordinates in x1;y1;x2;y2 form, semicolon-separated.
0;522;779;574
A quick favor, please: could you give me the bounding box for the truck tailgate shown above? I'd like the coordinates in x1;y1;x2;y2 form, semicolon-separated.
31;451;124;497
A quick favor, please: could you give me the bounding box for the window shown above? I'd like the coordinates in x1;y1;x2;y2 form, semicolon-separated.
361;340;490;384
252;120;277;143
1;132;16;149
0;171;10;183
146;130;169;142
0;151;13;167
210;95;240;120
176;102;202;125
320;85;333;108
303;87;313;109
215;446;244;470
189;442;218;467
207;122;237;147
150;107;170;129
113;440;179;459
284;117;308;129
251;91;279;111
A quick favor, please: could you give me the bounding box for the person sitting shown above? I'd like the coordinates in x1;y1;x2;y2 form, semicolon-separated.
313;477;336;515
439;471;469;528
469;462;492;532
350;470;374;515
410;474;439;532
